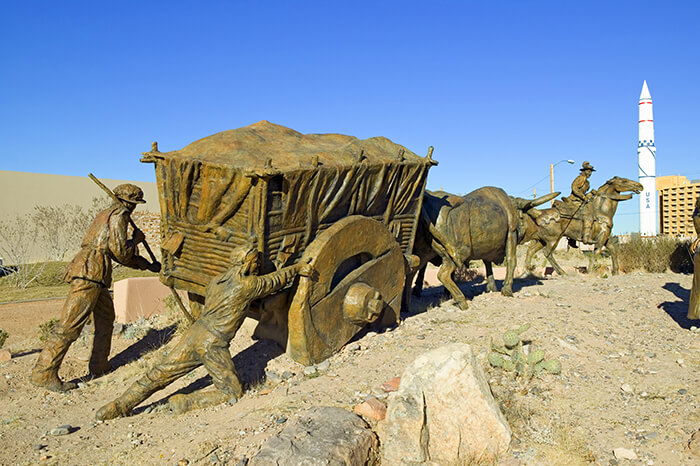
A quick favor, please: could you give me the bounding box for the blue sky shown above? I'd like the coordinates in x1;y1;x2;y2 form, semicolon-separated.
1;1;698;233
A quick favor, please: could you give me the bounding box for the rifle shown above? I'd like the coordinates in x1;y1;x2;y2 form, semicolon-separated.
88;173;158;264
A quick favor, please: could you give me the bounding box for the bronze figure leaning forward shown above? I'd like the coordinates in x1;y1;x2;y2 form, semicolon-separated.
96;242;313;420
31;184;161;392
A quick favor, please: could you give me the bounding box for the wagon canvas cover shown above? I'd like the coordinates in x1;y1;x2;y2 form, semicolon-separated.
142;121;433;294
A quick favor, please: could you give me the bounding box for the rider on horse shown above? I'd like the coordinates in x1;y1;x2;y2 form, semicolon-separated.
558;161;596;243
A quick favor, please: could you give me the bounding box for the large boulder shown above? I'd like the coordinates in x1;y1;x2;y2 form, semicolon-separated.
250;406;378;465
380;343;511;464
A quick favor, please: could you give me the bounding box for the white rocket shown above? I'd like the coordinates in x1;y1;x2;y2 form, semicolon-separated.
638;80;657;236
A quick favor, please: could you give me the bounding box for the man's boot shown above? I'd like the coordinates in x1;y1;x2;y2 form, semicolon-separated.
95;385;150;421
31;335;77;392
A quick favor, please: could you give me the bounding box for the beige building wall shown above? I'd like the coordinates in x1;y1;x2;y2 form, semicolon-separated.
0;170;159;220
656;175;689;192
659;179;700;237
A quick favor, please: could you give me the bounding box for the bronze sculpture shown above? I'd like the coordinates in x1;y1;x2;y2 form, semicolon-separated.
140;121;435;369
688;195;700;320
31;183;161;392
522;176;642;275
96;242;314;420
559;161;596;242
409;187;558;310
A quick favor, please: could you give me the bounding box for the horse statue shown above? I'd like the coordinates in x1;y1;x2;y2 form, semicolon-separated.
521;176;642;275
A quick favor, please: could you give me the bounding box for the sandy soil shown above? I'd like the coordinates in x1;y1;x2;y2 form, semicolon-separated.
0;259;698;465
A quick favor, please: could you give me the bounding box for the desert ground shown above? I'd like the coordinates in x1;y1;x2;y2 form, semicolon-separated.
1;250;699;465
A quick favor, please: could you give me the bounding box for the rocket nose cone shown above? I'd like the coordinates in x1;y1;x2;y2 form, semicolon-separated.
640;80;651;100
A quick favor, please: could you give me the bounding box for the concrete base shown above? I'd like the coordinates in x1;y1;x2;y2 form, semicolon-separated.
113;277;185;323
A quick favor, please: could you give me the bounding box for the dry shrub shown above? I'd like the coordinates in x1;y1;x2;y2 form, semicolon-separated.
617;235;693;273
38;318;60;342
0;329;8;348
0;197;109;289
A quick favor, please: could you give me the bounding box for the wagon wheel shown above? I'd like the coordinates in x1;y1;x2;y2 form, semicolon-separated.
287;216;406;365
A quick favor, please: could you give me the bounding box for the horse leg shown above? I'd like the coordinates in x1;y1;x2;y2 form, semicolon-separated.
437;259;469;310
605;238;619;275
484;260;497;293
412;265;426;297
501;230;516;297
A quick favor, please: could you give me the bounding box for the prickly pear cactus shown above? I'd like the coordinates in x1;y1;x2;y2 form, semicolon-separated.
503;331;520;348
538;359;562;375
488;352;504;367
487;323;561;379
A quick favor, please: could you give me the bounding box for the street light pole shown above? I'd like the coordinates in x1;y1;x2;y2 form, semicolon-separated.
550;159;575;206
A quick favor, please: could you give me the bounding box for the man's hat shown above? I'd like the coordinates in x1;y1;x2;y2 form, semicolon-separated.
114;184;146;204
230;235;258;264
580;161;596;172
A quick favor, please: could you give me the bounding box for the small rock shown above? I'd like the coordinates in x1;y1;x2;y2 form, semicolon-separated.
259;389;271;396
178;460;189;466
33;444;47;451
210;452;221;464
112;322;124;335
77;382;88;389
303;366;317;376
235;458;248;466
274;415;287;424
346;343;361;352
265;370;280;384
644;432;658;440
676;358;685;367
353;398;387;421
381;377;401;393
49;425;72;436
316;360;330;371
621;384;634;394
416;335;425;340
613;448;637;460
678;388;688;395
280;371;293;380
0;349;11;363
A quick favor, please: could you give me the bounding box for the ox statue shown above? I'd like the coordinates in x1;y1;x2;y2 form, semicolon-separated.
521;176;642;276
410;187;558;310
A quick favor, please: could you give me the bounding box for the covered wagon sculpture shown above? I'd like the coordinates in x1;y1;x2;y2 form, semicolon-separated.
141;121;436;365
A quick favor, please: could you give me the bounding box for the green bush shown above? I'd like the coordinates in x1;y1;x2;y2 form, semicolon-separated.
0;329;8;348
617;235;693;273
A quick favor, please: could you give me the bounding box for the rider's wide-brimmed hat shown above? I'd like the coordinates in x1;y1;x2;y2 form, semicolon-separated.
114;184;146;204
580;161;596;172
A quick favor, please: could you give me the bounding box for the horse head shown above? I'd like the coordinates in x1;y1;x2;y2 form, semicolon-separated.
597;176;643;201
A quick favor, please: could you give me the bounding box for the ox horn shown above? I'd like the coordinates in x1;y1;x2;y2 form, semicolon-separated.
513;191;560;211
